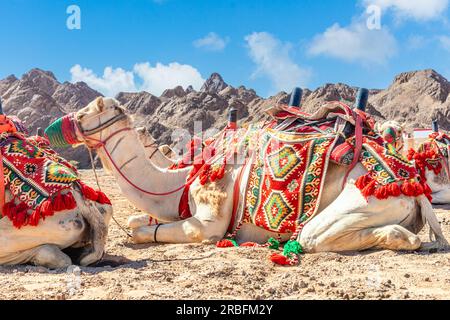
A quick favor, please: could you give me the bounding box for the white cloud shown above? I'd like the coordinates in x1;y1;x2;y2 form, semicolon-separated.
363;0;449;21
438;35;450;51
308;21;398;65
245;32;311;93
193;32;229;51
70;62;205;97
70;65;136;97
133;62;205;95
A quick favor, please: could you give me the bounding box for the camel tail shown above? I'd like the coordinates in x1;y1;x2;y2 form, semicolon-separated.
418;195;449;249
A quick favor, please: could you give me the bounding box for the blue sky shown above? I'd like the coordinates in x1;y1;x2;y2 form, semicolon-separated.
0;0;449;97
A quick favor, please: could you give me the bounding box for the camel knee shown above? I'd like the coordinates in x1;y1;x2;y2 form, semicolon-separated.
182;221;223;243
32;245;72;269
374;225;421;250
128;214;151;229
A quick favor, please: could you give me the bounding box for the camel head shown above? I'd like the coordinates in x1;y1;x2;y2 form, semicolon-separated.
73;97;130;148
376;120;405;152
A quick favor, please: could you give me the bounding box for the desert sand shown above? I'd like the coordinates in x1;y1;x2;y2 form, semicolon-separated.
0;169;449;300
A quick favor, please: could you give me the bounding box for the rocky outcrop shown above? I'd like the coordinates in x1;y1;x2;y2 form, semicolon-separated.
369;69;450;131
0;68;102;167
200;73;228;93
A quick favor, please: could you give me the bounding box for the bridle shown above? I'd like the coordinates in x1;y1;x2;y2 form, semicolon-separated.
73;108;216;197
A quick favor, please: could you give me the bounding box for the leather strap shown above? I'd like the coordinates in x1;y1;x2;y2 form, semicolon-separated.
227;158;248;233
0;153;5;211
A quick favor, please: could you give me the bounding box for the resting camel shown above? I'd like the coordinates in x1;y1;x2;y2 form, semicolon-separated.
46;97;447;262
0;119;112;268
379;121;450;205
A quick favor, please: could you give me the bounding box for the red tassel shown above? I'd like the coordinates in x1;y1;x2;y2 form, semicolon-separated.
361;180;377;198
96;192;111;205
270;253;291;266
401;181;415;197
375;185;389;199
52;193;66;212
388;183;401;197
414;183;424;196
240;242;259;247
29;207;41;227
40;199;53;217
216;165;226;180
216;239;236;248
15;209;27;229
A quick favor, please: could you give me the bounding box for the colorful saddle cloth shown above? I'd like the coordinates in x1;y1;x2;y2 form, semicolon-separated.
0;131;111;228
243;129;335;234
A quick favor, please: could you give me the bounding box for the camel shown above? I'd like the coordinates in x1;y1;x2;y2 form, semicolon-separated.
47;97;448;261
379;121;450;205
0;129;112;268
376;120;405;152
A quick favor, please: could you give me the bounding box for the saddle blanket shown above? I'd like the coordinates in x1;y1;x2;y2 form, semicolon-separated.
0;132;110;228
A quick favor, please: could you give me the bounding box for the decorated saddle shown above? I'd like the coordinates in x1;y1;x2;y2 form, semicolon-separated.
0;120;110;229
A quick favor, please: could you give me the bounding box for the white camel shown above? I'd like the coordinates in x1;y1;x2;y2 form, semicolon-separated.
59;97;447;255
0;170;112;268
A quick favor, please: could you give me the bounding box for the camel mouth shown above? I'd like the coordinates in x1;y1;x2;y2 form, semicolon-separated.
45;113;82;148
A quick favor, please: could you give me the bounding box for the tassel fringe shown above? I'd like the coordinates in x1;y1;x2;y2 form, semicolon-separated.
355;175;432;202
2;183;111;229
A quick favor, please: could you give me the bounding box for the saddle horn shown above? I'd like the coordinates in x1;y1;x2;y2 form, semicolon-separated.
354;88;369;112
36;127;43;136
228;107;238;130
432;120;439;133
289;87;303;108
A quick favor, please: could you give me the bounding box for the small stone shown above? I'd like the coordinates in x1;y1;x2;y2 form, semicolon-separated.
306;287;316;293
330;282;337;288
267;288;276;294
424;277;431;282
298;281;308;288
343;293;350;300
404;274;410;278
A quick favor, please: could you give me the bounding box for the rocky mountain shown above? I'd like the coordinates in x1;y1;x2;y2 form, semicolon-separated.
0;68;449;167
0;68;102;167
369;69;450;131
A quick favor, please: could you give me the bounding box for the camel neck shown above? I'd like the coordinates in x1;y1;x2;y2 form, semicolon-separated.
97;126;191;222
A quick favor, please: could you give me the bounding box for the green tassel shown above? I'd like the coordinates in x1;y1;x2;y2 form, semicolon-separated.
229;238;239;247
282;240;303;258
267;237;280;250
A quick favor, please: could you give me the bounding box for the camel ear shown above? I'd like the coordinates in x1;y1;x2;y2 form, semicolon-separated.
96;97;105;111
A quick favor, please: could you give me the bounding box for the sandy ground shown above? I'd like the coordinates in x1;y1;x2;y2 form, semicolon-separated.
0;169;449;300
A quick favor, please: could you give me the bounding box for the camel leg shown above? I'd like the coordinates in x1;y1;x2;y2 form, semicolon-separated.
302;222;421;253
127;214;160;229
132;214;227;244
30;244;73;269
